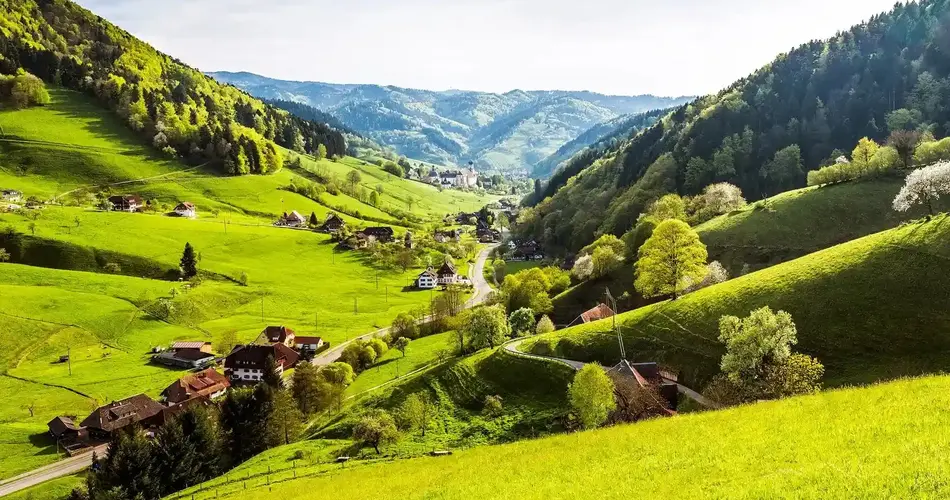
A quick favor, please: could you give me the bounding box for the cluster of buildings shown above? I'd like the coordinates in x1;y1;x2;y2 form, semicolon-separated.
415;261;471;289
424;168;479;189
48;325;323;452
105;194;197;218
507;239;544;261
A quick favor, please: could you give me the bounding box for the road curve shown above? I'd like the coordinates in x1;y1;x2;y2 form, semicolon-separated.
0;444;108;497
312;244;498;367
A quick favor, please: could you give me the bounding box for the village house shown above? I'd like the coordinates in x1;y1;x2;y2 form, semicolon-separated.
152;341;215;369
47;416;87;442
434;229;461;243
1;189;22;203
224;343;300;383
608;359;679;412
162;368;230;405
294;336;325;354
276;210;307;228
512;240;544;261
262;325;296;347
174;202;197;218
79;394;165;439
569;303;616;327
437;261;459;286
108;195;142;212
416;267;438;289
359;226;395;243
321;213;346;233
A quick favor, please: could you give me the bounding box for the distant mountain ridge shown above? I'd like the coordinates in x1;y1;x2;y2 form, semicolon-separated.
209;71;692;173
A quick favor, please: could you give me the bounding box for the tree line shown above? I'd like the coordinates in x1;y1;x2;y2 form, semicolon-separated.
0;0;346;175
516;0;950;253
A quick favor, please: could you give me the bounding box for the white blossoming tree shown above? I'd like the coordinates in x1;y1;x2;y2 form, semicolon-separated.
893;161;950;215
571;254;594;281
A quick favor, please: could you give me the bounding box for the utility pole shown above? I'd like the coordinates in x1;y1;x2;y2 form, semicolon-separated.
261;293;265;322
67;346;71;376
354;298;358;315
386;285;389;303
606;287;625;361
315;312;318;330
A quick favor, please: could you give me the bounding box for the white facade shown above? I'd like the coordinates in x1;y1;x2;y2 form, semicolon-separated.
230;365;283;382
417;272;438;289
174;203;197;218
437;273;458;286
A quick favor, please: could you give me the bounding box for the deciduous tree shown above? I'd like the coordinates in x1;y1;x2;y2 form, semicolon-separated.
568;364;616;429
353;410;399;454
634;220;708;299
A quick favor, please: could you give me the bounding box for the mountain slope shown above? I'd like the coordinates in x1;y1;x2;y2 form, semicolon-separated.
526;215;950;389
208;71;692;172
516;1;950;252
0;0;345;175
205;375;950;499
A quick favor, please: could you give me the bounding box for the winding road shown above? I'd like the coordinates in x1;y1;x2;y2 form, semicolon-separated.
312;243;498;367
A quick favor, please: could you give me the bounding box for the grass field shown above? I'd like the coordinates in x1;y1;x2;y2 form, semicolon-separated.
345;331;457;397
526;214;950;390
0;90;497;480
4;474;84;500
696;178;950;273
182;375;950;499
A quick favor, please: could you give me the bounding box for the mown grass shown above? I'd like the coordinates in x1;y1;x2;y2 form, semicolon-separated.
696;178;950;273
196;375;950;500
345;331;457;397
528;215;950;389
4;474;84;500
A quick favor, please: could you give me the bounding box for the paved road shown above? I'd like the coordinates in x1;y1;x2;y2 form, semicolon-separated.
313;244;498;367
503;338;720;410
0;444;108;497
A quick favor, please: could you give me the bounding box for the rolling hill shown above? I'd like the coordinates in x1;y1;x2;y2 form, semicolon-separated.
515;1;950;253
179;374;950;499
526;214;950;389
208;71;692;173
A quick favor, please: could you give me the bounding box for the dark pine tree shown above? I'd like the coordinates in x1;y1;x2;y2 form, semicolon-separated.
180;242;198;278
262;354;284;389
309;211;319;227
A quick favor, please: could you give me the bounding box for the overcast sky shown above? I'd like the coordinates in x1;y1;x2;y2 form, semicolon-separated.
78;0;901;97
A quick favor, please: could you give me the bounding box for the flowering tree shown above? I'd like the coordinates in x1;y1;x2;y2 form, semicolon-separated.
572;254;594;281
893;161;950;215
685;261;730;293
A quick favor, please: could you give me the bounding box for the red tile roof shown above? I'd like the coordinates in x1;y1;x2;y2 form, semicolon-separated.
163;368;230;405
579;303;615;324
172;341;210;350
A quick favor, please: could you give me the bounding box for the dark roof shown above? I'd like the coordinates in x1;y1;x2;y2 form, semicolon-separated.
263;325;295;343
437;261;457;276
47;416;81;436
108;195;142;205
176;202;196;210
224;344;300;370
295;336;323;345
162;368;230;405
175;349;214;361
323;214;345;226
361;227;394;238
80;394;164;432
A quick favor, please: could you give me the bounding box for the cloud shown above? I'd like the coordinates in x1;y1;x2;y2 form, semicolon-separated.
78;0;900;96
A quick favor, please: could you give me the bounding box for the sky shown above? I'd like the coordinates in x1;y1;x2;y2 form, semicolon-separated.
78;0;901;97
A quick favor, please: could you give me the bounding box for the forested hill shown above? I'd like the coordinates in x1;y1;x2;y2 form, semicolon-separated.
0;0;346;174
209;71;693;172
517;1;950;253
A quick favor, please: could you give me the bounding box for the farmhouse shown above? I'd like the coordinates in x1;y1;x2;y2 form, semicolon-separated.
512;240;544;261
47;416;86;441
416;268;438;289
437;261;459;286
224;343;299;383
1;189;22;202
174;202;197;218
294;336;325;354
569;303;616;326
172;341;213;354
80;394;165;439
108;195;142;212
276;210;307;227
360;226;395;243
262;325;296;347
152;341;215;369
321;213;346;233
162;368;230;405
608;359;679;412
434;229;461;243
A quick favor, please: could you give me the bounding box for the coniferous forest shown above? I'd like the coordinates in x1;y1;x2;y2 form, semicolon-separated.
0;0;346;175
517;0;950;252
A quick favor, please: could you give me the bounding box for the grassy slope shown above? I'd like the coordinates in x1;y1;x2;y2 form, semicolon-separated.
527;215;950;389
202;375;950;500
345;331;456;397
0;91;495;479
696;178;950;273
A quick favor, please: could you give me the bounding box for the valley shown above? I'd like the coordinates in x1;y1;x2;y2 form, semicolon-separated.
4;0;950;499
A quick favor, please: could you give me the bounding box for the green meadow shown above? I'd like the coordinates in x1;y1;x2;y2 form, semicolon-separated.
527;214;950;389
0;89;497;480
195;375;950;500
345;330;457;397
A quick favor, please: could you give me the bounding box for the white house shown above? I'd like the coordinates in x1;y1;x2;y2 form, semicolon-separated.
1;189;22;203
436;261;458;286
276;210;307;228
416;268;438;289
224;344;300;383
174;202;197;218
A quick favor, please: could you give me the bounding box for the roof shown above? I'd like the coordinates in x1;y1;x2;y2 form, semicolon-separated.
172;341;210;350
361;227;394;237
437;261;457;276
263;325;295;343
295;336;323;345
418;268;437;278
175;202;196;210
108;195;142;204
171;349;214;362
80;394;164;432
47;416;81;435
579;303;615;324
224;343;299;370
162;368;230;405
282;211;306;222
